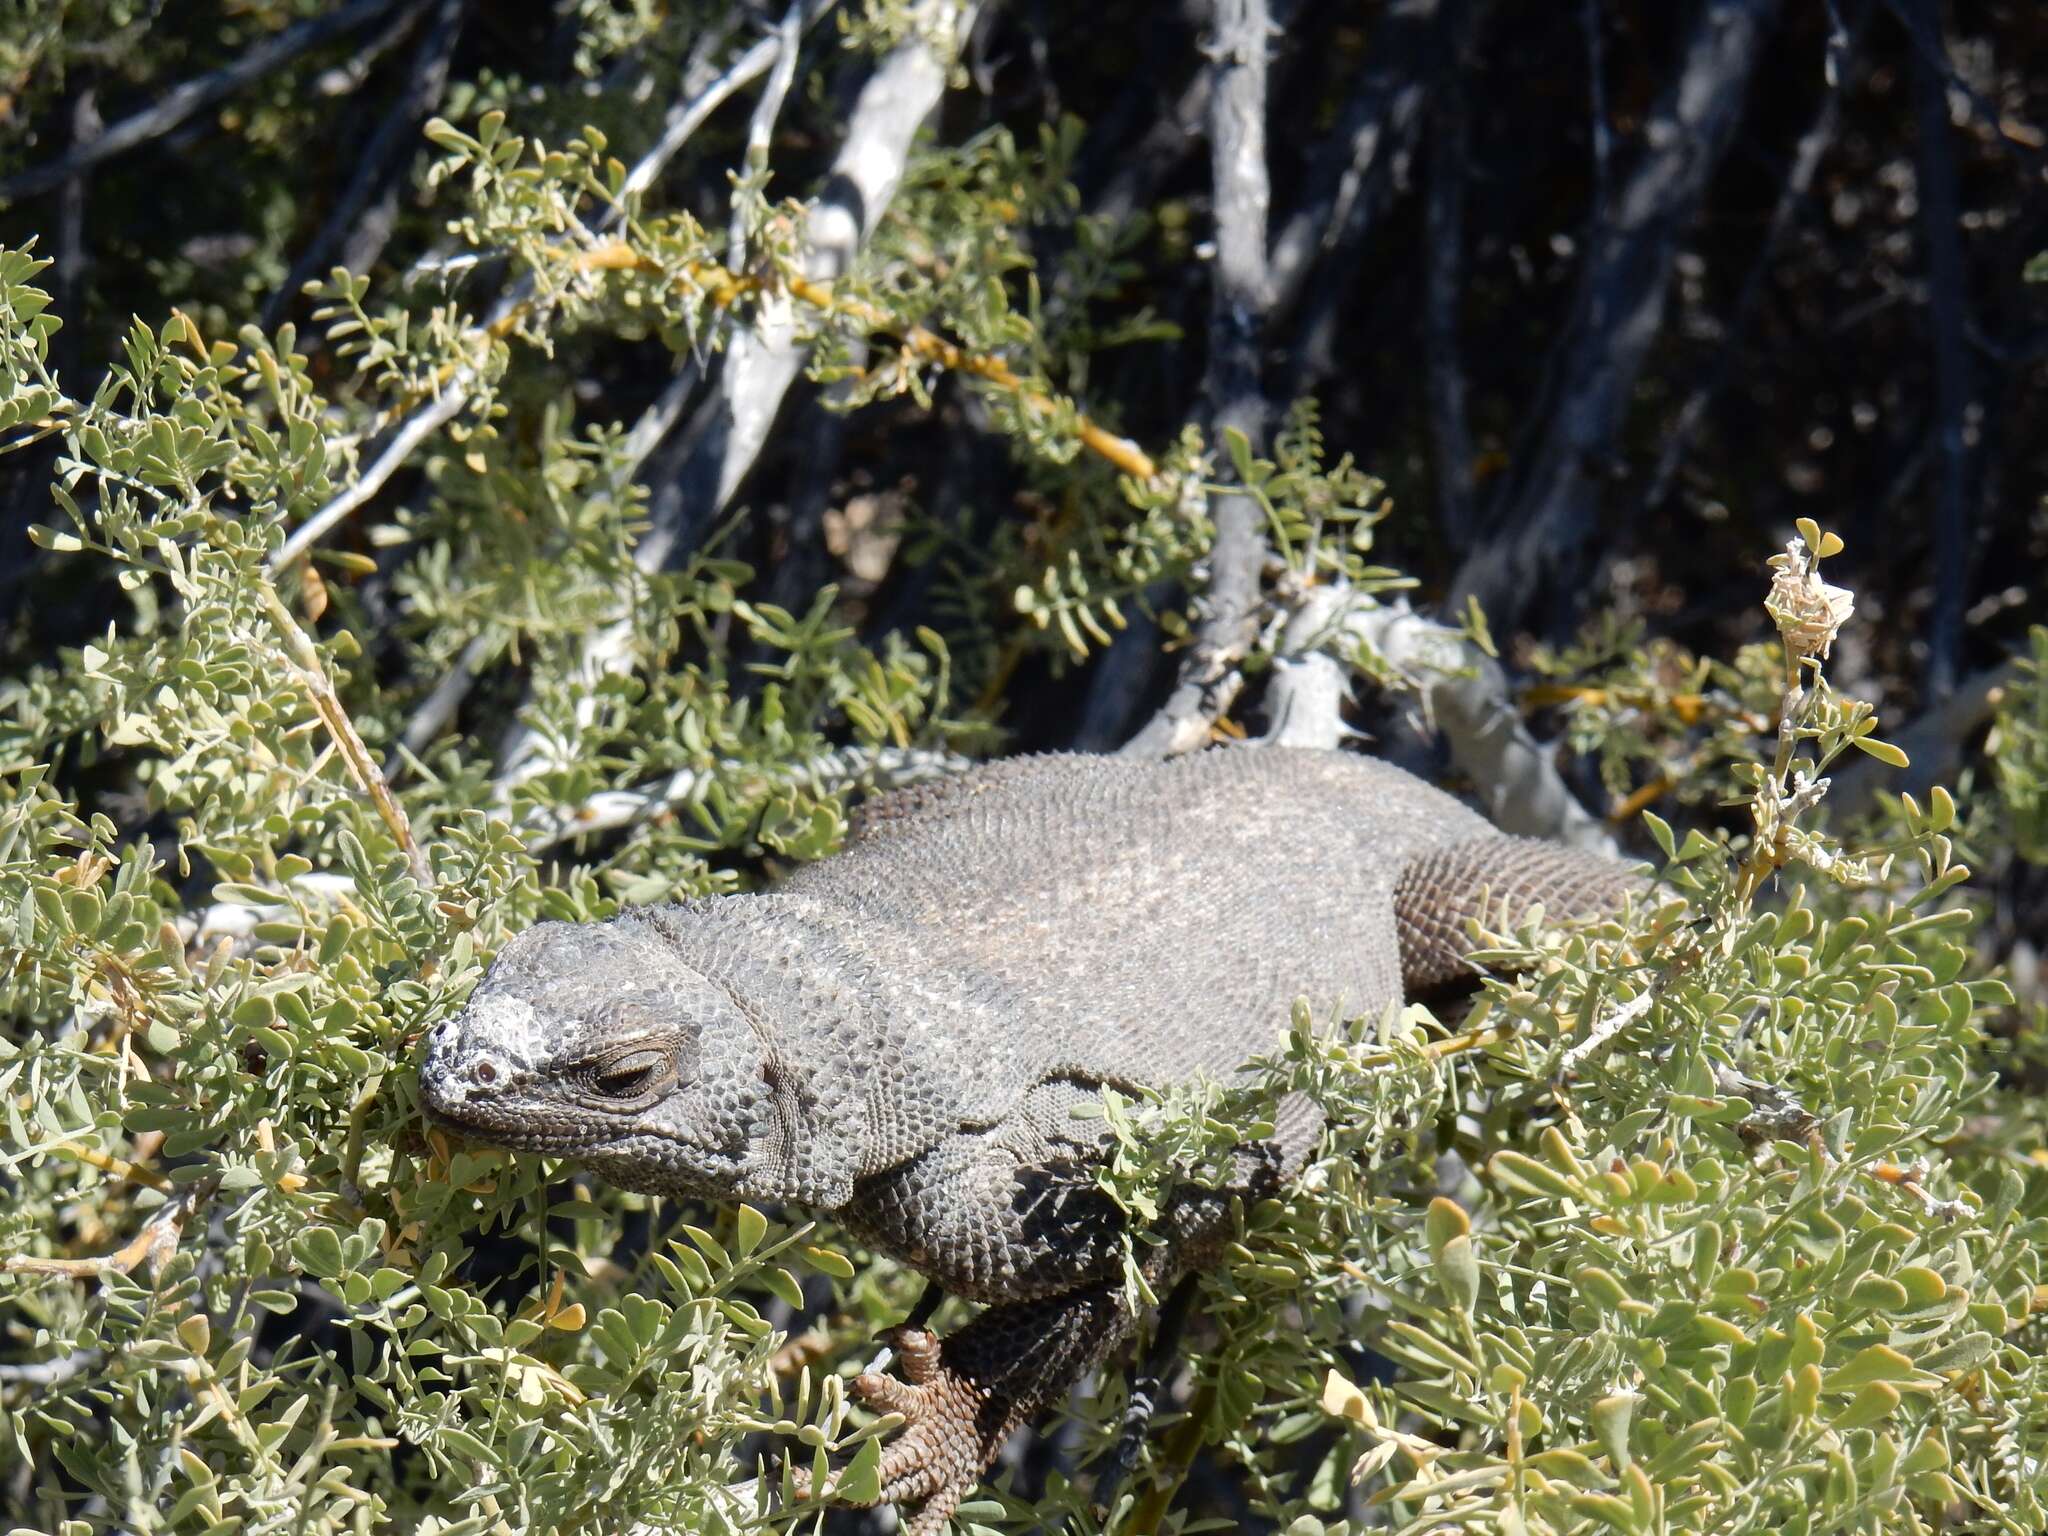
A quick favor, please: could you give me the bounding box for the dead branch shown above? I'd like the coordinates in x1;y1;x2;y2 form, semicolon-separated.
494;2;978;793
1121;0;1275;759
522;744;971;855
263;0;466;329
1645;3;1864;513
0;0;407;203
1265;585;1616;851
268;4;837;574
1904;0;1979;699
1450;0;1785;639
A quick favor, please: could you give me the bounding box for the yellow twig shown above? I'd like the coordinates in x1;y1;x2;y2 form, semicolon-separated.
577;241;1159;482
1351;1022;1513;1072
43;1140;172;1192
1608;771;1679;824
254;585;433;888
3;1181;195;1281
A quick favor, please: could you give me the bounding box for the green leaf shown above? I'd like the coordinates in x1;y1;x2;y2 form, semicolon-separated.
733;1203;768;1259
1830;1381;1899;1429
802;1245;856;1280
834;1436;884;1505
1435;1234;1480;1313
292;1227;346;1280
1844;1272;1910;1311
1850;735;1910;768
1489;1150;1586;1202
1823;1344;1918;1392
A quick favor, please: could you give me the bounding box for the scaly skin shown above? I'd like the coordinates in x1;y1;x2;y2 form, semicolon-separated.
418;748;1642;1531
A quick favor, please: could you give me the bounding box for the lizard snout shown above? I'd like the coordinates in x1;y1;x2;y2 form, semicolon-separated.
417;991;550;1126
418;1033;508;1118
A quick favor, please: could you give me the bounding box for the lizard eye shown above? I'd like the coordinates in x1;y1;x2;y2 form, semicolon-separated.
588;1048;671;1101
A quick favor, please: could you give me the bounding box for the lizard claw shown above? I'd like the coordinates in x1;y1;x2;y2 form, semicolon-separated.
794;1325;1010;1536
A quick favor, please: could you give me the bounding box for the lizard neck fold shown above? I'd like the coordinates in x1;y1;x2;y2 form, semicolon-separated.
641;896;936;1210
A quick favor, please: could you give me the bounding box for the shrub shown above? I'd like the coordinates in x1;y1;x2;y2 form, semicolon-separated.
3;6;2045;1534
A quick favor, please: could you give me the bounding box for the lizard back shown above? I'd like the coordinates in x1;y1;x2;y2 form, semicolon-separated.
772;748;1493;1108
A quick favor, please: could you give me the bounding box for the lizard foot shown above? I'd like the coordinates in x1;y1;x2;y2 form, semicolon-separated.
792;1287;1131;1535
793;1324;1012;1536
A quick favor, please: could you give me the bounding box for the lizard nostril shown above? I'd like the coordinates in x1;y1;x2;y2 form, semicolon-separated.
473;1060;498;1085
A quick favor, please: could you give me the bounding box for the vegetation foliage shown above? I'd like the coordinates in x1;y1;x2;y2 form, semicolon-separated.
1;3;2045;1535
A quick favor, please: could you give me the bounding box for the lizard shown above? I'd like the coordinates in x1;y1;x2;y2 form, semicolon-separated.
418;747;1644;1533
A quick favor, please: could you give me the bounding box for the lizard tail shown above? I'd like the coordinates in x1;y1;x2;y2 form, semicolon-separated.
1394;835;1650;995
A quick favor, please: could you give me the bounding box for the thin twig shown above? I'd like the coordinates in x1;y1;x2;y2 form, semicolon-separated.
44;1140;172;1192
393;358;704;761
0;0;405;202
271;354;474;571
1268;0;1461;319
314;0;433;96
1450;0;1785;638
1558;988;1655;1074
1645;2;1864;512
0;1350;102;1387
730;1;807;269
262;0;466;330
255;585;432;886
267;6;836;573
521;744;970;855
2;1180;205;1282
1120;0;1274;759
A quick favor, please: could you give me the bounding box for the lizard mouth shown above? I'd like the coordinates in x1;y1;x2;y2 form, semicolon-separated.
417;1056;635;1155
419;1099;743;1196
419;1091;636;1156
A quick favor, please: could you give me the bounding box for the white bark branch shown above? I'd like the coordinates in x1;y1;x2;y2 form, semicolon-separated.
0;0;407;202
522;744;972;855
1121;0;1273;759
1264;585;1615;851
267;6;835;575
494;1;973;796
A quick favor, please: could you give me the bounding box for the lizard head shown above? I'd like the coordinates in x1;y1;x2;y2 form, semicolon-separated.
418;914;774;1200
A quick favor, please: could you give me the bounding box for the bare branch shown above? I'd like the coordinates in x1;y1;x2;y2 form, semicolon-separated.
0;1350;102;1388
396;632;494;763
1268;0;1461;318
263;0;466;330
522;745;972;855
494;2;975;794
1645;4;1862;513
271;369;472;571
1280;0;1472;386
313;0;433;97
1121;0;1275;759
730;1;807;269
267;6;835;573
0;0;407;203
393;358;704;762
1265;585;1616;851
1450;0;1784;638
1904;0;1979;699
1089;61;1210;227
1421;33;1476;545
255;585;431;887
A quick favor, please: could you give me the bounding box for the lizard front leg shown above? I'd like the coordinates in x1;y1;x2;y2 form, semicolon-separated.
807;1076;1275;1530
801;1080;1145;1529
806;1283;1136;1536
